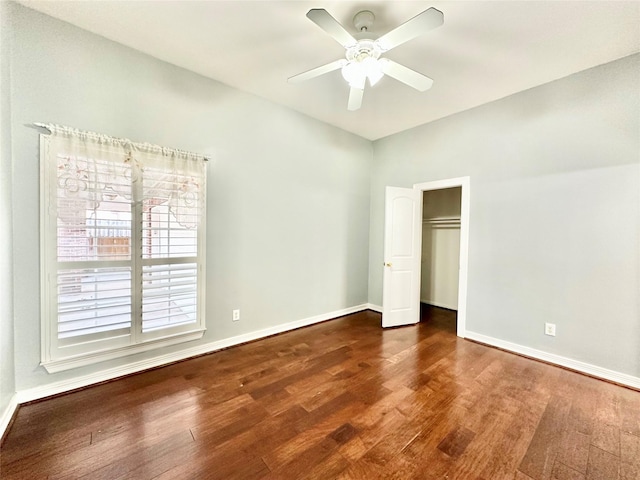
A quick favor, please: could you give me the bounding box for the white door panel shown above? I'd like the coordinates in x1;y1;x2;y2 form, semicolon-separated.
382;187;422;328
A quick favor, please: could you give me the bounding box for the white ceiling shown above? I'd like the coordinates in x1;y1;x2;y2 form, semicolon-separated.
17;1;640;140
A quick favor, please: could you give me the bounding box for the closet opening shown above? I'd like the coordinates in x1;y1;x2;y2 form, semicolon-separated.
420;187;462;333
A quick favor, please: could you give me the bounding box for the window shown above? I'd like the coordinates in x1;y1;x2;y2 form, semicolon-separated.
39;125;207;372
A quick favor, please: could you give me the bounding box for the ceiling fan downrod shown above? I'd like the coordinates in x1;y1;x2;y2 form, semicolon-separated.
353;10;375;33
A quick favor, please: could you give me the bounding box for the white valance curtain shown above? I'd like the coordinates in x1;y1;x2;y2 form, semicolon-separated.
38;123;207;229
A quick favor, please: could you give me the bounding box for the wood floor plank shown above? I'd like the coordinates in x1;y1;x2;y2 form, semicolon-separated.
397;402;469;479
335;456;387;480
586;445;620;480
567;389;597;436
556;430;590;474
451;409;521;478
298;449;350;480
620;396;640;437
58;429;194;480
551;461;586;480
2;307;638;480
591;422;620;457
517;394;573;479
262;436;342;479
260;394;366;472
515;471;538;480
472;390;547;480
437;425;476;458
619;432;640;480
593;385;621;428
351;385;413;430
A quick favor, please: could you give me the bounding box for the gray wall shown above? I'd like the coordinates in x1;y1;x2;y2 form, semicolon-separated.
9;4;371;392
1;1;16;416
369;54;640;377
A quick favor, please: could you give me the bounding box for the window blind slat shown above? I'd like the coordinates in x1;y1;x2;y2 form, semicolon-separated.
145;289;197;305
141;261;198;332
58;297;131;315
58;315;131;326
142;272;195;282
143;279;197;290
56;267;131;340
58;324;130;339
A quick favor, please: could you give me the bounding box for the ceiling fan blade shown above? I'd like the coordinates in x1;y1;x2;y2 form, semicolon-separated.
288;59;346;83
307;9;357;48
347;87;364;111
380;59;433;91
376;8;443;52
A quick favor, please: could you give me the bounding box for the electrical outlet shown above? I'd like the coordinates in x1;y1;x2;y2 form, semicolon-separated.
544;323;556;336
232;309;240;322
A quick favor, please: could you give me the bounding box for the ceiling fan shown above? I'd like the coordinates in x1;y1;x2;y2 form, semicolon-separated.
288;7;444;111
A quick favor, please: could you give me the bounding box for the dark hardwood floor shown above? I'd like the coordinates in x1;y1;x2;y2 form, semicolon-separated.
1;307;639;479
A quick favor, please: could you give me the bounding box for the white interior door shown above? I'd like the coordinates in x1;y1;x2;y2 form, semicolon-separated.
382;186;422;328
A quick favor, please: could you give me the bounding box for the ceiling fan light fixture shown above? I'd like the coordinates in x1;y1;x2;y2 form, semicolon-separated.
341;61;366;88
342;55;383;88
363;57;383;86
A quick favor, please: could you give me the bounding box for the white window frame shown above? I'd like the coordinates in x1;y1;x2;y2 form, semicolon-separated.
39;127;207;373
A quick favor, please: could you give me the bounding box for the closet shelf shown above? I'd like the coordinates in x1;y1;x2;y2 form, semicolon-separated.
423;216;461;226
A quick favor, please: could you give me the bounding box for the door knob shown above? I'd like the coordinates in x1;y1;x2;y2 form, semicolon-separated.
384;262;392;267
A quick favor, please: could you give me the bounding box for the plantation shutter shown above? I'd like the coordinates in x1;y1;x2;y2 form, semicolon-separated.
139;151;203;334
50;135;135;347
40;124;207;370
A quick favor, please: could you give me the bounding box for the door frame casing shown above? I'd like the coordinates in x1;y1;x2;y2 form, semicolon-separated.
414;176;470;338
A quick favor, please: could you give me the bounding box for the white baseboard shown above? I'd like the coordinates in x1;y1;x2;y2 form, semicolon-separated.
0;393;19;440
420;300;457;311
366;303;382;313
16;304;370;404
465;331;640;390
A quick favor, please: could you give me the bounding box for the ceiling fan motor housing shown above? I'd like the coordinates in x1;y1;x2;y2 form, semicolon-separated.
345;40;381;63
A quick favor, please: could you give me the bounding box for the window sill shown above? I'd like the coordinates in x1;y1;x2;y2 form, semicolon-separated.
41;328;206;373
